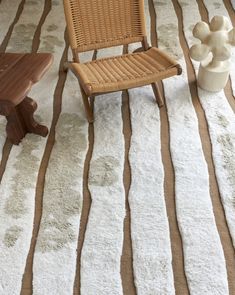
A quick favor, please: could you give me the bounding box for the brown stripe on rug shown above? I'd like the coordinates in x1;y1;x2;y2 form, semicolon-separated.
20;2;69;294
0;0;51;294
30;2;78;293
0;0;25;158
149;1;190;293
175;0;235;281
80;46;125;295
121;88;136;295
73;95;94;295
178;0;235;294
0;0;25;52
155;0;228;294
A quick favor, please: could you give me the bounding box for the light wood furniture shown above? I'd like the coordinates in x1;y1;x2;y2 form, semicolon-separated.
0;53;53;144
63;0;182;122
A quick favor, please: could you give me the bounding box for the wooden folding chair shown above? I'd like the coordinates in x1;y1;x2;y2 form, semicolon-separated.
63;0;182;122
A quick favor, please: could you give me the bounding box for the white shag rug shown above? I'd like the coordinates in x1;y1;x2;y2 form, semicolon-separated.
0;0;235;294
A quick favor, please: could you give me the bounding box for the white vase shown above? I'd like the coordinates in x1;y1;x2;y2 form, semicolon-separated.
197;54;230;92
189;15;234;92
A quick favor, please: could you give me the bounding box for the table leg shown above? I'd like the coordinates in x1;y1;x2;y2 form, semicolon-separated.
6;107;26;144
17;96;48;136
5;96;48;144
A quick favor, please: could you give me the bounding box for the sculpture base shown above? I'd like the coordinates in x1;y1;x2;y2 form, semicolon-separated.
197;58;230;92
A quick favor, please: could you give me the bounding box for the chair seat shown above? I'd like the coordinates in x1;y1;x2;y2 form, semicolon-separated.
71;47;181;96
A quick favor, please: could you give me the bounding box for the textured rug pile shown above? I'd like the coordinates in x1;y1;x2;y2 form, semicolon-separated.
0;0;235;294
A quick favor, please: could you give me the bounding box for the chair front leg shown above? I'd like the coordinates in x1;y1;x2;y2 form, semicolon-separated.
80;85;94;123
151;82;164;107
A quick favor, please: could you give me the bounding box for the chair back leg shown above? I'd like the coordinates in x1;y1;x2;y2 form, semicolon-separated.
151;82;164;107
80;84;94;123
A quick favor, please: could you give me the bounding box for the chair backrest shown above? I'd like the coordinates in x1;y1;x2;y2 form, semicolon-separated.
63;0;147;53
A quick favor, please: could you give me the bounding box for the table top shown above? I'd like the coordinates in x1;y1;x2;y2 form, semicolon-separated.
0;53;53;105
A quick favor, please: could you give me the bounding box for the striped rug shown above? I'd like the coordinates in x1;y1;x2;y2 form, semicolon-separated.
0;0;235;294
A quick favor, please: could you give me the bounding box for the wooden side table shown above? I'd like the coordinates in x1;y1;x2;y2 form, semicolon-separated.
0;53;53;144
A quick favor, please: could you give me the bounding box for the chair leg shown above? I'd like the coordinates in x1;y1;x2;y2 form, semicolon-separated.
80;86;94;123
151;82;164;107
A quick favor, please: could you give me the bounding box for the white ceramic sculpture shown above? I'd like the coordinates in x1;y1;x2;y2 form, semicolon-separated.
190;15;235;92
